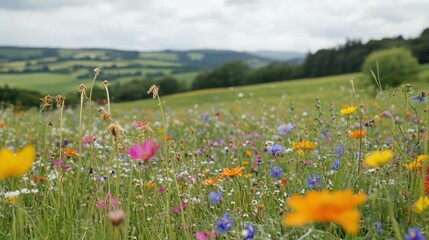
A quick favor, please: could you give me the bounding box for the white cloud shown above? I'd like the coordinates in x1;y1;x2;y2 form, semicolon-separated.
0;0;428;52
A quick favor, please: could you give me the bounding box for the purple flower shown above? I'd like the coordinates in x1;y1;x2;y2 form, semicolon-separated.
382;110;393;117
373;222;382;235
209;191;222;205
404;227;424;240
411;96;427;103
330;160;340;171
216;213;233;234
53;158;70;169
195;231;216;240
242;224;256;240
306;174;321;189
128;140;160;162
278;123;294;135
335;142;343;157
268;144;283;155
269;166;283;178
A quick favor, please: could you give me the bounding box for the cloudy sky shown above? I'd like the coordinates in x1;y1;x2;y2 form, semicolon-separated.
0;0;428;53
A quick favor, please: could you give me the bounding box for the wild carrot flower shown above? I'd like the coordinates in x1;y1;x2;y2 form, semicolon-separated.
242;224;256;240
413;196;429;213
216;213;233;234
283;190;367;234
278;123;294;135
364;150;393;168
128;140;160;162
291;140;316;151
404;227;424;240
195;231;216;240
0;146;36;180
269;166;283;178
220;167;244;178
348;130;366;139
340;106;357;115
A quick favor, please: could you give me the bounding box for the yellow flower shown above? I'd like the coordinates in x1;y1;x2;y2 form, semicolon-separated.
364;150;393;168
220;167;244;178
413;196;429;213
405;155;429;170
340;106;357;115
0;146;36;180
291;140;316;151
145;182;156;188
283;190;367;234
0;122;6;127
244;173;252;178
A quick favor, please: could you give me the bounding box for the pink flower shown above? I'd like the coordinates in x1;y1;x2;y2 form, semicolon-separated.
134;121;151;129
195;231;216;240
82;135;97;148
172;198;187;213
128;140;160;162
96;191;118;210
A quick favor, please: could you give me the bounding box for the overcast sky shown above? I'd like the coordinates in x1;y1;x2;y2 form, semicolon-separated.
0;0;428;53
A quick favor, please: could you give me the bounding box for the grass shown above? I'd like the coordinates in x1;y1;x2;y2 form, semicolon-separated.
1;69;429;239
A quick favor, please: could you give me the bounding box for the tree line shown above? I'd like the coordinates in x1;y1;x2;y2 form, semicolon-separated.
192;27;429;90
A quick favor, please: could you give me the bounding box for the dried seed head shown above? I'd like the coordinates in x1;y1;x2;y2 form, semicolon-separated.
94;68;100;76
108;122;121;142
147;85;159;99
55;95;65;109
103;80;109;87
78;84;87;94
107;210;125;226
40;95;53;108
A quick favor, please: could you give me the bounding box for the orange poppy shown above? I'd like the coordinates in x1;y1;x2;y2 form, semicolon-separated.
220;167;244;178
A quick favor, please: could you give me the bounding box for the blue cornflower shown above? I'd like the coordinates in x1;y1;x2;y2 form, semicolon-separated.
278;123;294;135
330;160;340;171
216;213;233;234
242;224;256;240
268;144;283;155
269;166;283;178
208;191;222;205
373;222;382;235
306;174;321;189
335;142;343;157
404;227;424;240
411;96;427;103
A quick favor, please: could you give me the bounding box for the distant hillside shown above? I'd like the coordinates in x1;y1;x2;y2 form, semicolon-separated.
249;50;305;63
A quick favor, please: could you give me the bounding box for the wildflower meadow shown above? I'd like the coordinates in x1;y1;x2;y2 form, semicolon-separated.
1;69;429;239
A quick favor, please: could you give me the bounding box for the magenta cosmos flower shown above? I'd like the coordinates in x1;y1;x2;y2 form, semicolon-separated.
128;140;160;162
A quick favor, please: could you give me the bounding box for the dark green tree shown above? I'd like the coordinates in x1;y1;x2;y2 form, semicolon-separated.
361;47;419;89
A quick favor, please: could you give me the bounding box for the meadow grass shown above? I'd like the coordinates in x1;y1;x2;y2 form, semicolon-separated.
0;71;429;239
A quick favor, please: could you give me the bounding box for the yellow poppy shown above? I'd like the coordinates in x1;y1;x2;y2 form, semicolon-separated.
0;146;36;180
